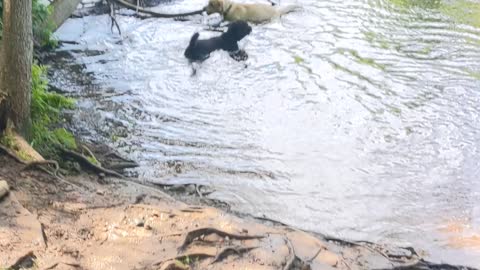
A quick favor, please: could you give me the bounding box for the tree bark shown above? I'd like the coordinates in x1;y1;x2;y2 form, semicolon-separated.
0;0;33;135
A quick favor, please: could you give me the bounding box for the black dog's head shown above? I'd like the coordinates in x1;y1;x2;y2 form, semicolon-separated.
184;32;198;60
224;21;252;42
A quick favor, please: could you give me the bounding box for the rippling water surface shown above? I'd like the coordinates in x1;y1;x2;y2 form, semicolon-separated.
52;0;480;266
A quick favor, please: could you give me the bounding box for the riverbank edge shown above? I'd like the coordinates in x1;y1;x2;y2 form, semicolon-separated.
0;142;478;269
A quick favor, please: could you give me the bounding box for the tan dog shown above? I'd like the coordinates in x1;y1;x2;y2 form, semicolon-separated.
205;0;299;23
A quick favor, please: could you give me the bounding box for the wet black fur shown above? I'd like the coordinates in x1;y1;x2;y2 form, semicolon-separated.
184;21;252;62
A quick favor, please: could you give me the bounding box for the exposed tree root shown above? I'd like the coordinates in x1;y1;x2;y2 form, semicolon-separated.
81;145;100;166
307;247;322;263
210;245;258;264
254;215;290;227
107;161;139;170
0;145;80;188
111;0;205;18
284;238;296;270
153;252;215;267
178;227;265;251
0;144;25;164
61;148;125;178
22;160;60;177
324;235;360;247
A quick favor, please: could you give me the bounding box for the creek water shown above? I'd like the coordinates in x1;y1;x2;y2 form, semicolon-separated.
51;0;480;266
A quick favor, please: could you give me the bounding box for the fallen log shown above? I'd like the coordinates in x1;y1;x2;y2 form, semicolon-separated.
110;0;205;18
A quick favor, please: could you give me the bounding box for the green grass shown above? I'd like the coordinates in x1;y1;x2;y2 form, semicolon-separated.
30;64;76;158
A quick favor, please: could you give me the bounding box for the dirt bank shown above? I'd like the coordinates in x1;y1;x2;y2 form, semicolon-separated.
0;153;476;270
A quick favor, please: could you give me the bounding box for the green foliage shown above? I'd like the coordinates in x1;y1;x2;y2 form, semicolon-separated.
0;0;58;47
31;64;76;158
32;0;58;47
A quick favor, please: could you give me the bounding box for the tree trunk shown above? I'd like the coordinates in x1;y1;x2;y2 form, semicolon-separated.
0;0;33;135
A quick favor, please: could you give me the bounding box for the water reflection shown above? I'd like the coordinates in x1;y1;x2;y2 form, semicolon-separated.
52;0;480;266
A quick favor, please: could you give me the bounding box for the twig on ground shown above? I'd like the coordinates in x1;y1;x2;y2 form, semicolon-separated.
179;227;265;251
210;246;258;264
40;223;48;248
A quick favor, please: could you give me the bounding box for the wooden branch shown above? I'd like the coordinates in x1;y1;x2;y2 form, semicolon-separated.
111;0;205;18
61;148;125;178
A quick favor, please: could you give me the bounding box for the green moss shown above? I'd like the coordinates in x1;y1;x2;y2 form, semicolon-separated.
293;55;304;64
111;134;119;142
173;260;189;269
420;45;433;55
465;69;480;80
30;64;76;158
387;0;480;28
440;0;480;28
387;0;441;9
338;48;386;70
363;31;391;49
87;156;100;166
17;150;32;161
0;132;35;161
0;133;16;149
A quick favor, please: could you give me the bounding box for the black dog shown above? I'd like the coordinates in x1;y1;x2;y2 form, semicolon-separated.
184;21;252;62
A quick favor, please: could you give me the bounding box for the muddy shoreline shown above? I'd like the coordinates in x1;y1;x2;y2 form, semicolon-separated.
1;151;478;270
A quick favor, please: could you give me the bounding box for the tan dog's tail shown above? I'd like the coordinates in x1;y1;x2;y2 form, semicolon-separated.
278;4;301;15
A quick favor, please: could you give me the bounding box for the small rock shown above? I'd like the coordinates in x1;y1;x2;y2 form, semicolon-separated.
135;218;145;227
96;189;105;196
0;180;10;200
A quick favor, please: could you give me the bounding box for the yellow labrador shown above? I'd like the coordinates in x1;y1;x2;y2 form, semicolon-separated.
205;0;299;23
